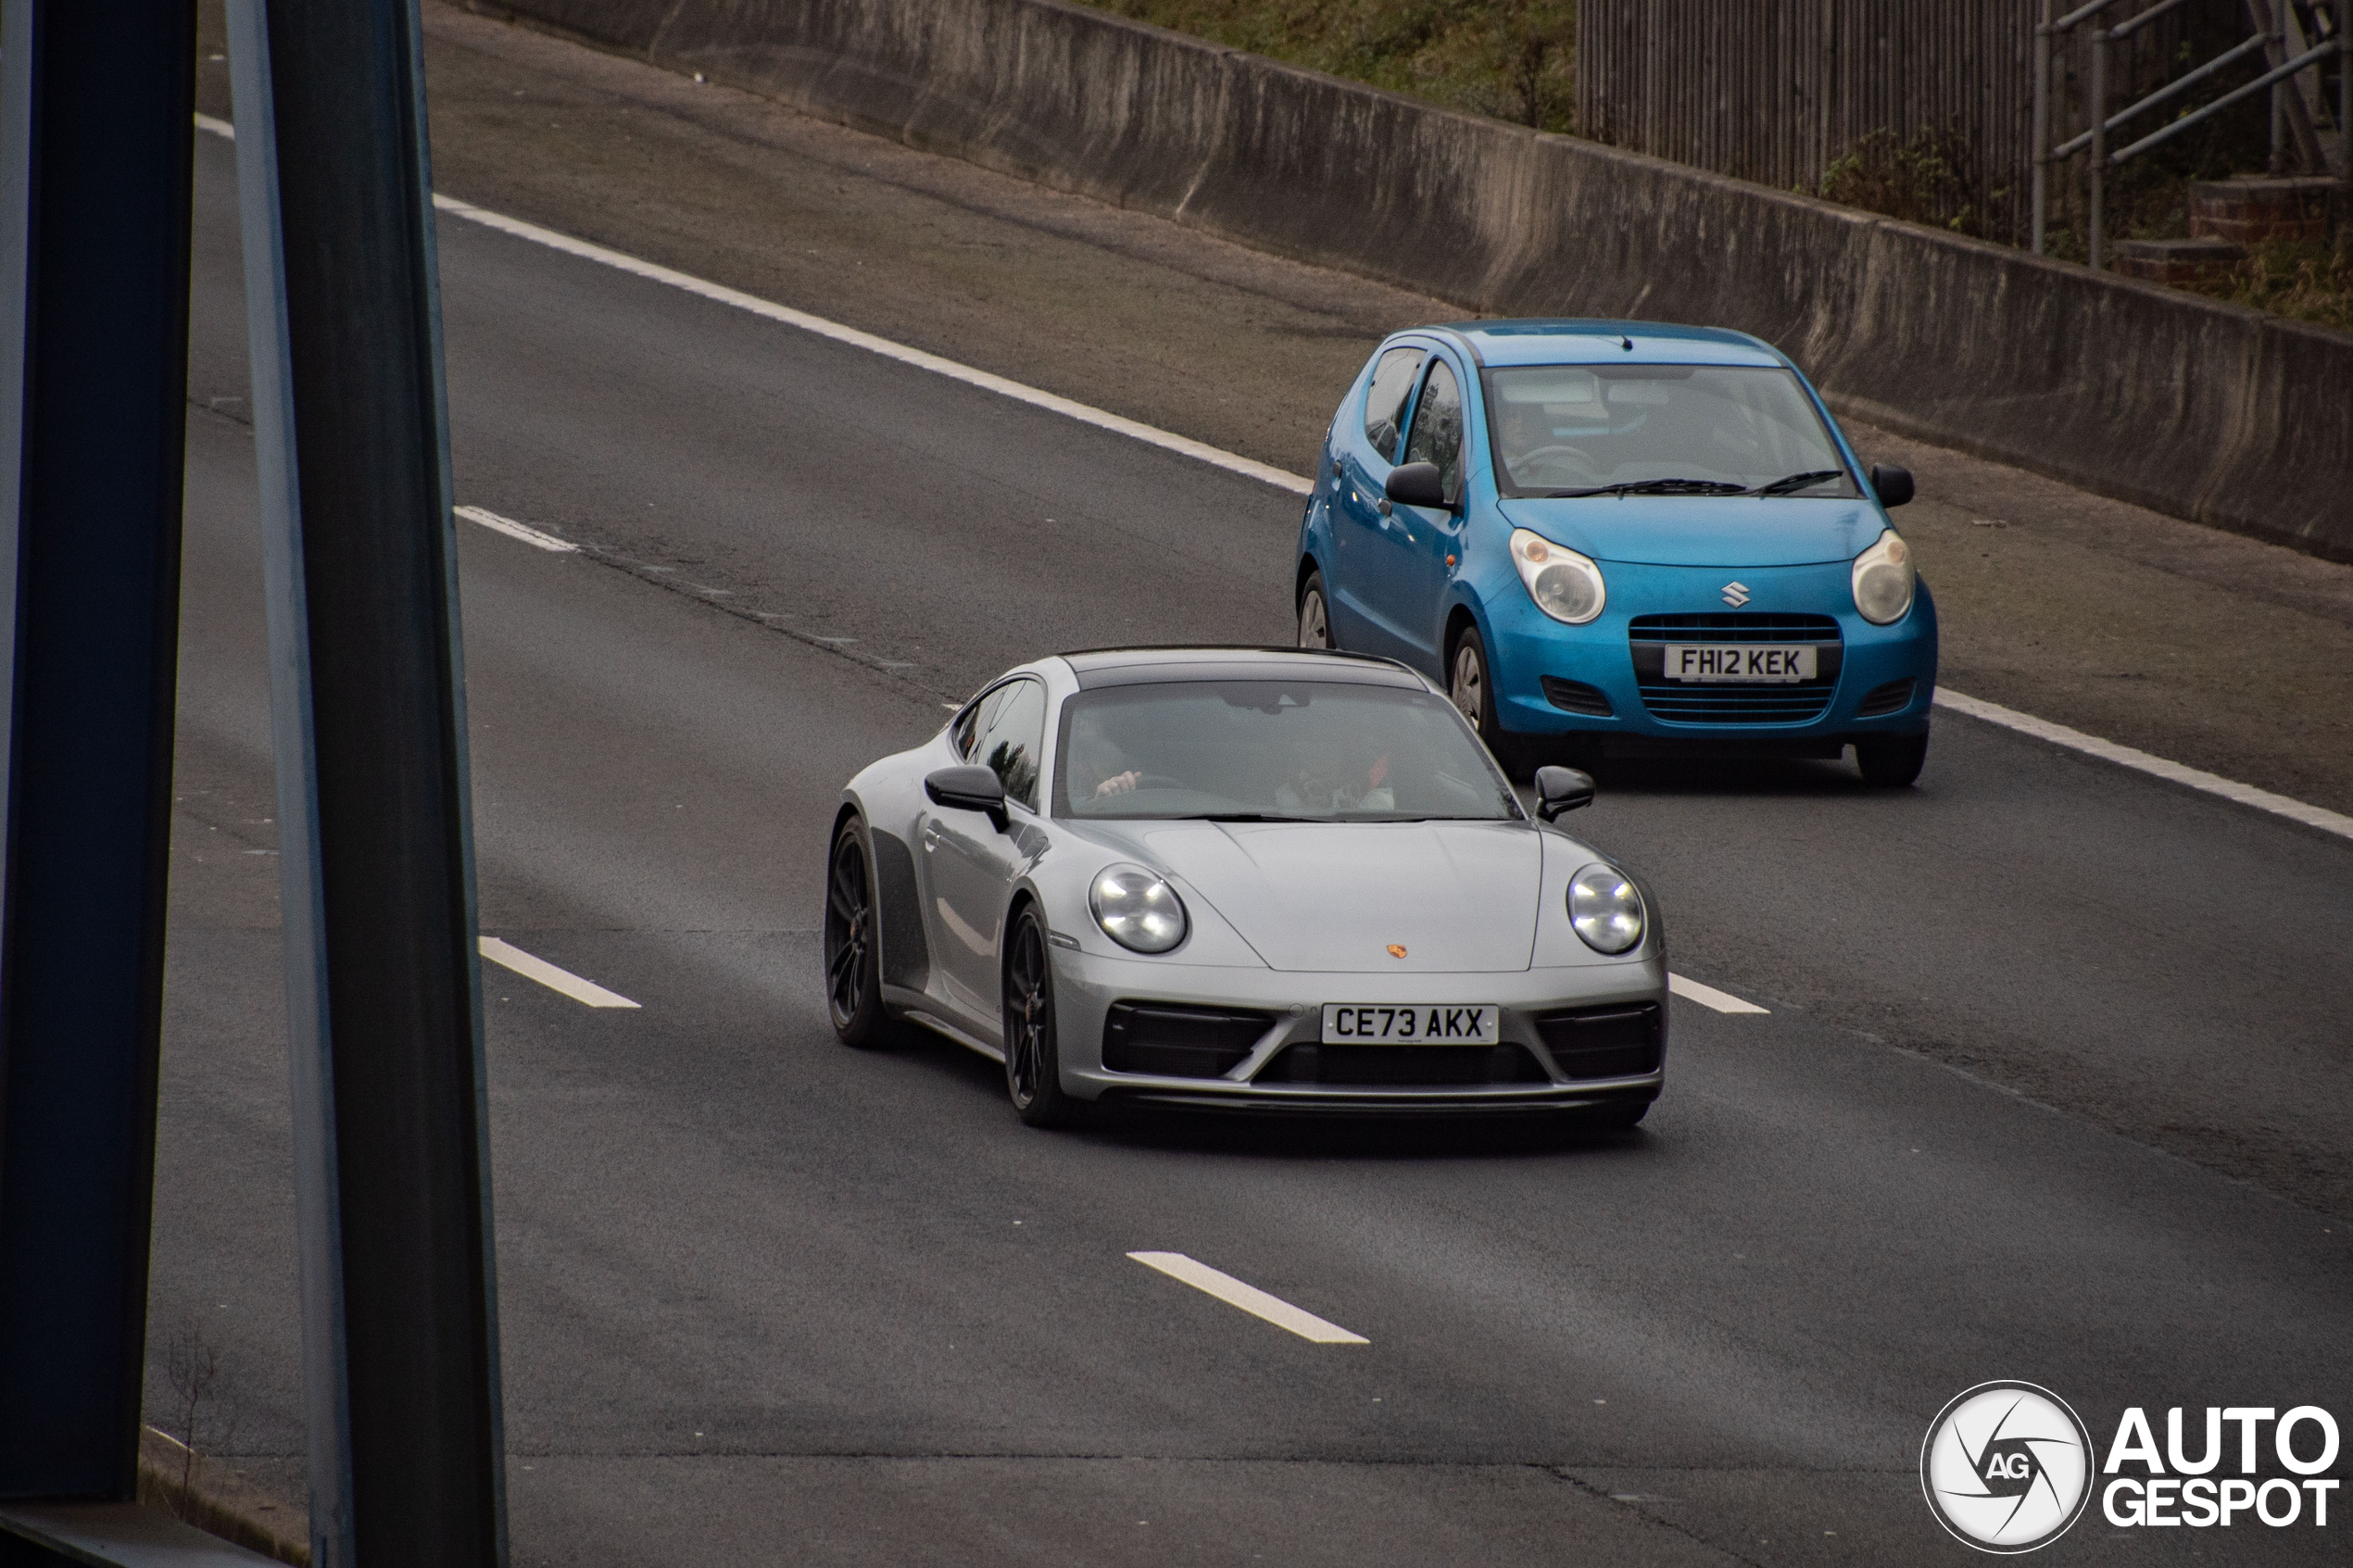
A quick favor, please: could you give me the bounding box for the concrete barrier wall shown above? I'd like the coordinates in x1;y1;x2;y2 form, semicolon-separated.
465;0;2353;562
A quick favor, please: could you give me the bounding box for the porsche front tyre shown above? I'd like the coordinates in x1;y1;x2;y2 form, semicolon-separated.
824;819;895;1047
1003;904;1081;1128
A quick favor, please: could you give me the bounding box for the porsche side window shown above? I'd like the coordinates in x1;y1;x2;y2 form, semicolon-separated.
1403;359;1464;500
970;678;1046;810
1361;346;1423;462
950;691;995;759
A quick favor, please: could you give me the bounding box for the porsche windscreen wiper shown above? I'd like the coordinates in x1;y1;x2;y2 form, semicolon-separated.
1185;811;1320;822
1543;478;1749;498
1750;469;1845;496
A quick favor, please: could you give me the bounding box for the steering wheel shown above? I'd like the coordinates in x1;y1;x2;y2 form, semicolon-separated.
1513;443;1602;481
1134;773;1188;790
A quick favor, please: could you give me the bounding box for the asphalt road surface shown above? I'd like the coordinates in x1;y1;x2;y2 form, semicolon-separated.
154;75;2353;1568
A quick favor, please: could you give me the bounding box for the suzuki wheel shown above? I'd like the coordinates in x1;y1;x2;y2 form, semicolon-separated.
1298;571;1334;650
1451;625;1529;779
1856;732;1929;788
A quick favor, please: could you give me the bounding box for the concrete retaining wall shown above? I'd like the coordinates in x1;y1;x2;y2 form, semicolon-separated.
465;0;2353;562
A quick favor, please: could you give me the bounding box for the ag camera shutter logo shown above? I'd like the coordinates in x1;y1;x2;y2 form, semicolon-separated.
1920;1382;2094;1552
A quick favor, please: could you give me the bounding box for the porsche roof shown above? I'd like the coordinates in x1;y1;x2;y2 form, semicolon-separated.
1427;319;1785;370
1059;646;1429;690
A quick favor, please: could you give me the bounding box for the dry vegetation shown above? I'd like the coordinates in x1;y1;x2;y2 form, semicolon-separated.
1075;0;2347;328
1081;0;1578;132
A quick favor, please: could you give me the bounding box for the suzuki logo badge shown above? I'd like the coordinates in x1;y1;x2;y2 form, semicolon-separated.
1721;581;1751;608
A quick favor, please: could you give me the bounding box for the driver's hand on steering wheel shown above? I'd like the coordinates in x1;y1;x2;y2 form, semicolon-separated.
1093;770;1143;797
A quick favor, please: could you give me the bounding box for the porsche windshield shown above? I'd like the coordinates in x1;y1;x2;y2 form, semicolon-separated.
1056;680;1520;822
1485;363;1857;498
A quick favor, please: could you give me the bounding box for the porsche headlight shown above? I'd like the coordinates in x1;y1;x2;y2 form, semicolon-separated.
1569;863;1644;955
1851;528;1915;625
1090;865;1188;953
1511;529;1605;624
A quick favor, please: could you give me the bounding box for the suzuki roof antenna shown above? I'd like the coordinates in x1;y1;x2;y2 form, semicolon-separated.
1620;334;1634;351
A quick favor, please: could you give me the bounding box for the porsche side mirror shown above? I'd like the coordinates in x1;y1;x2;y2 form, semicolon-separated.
1532;765;1595;822
1869;463;1914;508
925;764;1008;831
1385;461;1448;509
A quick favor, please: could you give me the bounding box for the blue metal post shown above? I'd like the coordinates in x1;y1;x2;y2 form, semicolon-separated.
0;0;195;1502
223;0;509;1561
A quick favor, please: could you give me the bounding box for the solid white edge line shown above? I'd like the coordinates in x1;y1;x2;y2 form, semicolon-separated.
431;193;1316;499
455;504;579;553
1667;973;1769;1015
479;936;641;1009
1934;689;2353;843
1127;1251;1368;1344
194;114;2353;847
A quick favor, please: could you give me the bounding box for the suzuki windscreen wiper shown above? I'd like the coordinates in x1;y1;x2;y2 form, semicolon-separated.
1545;478;1749;497
1750;469;1845;496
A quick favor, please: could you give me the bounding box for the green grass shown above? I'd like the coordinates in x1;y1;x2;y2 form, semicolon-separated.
1079;0;1577;132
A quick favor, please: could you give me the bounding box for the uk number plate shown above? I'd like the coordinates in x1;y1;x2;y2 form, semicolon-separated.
1320;1004;1500;1044
1662;644;1817;683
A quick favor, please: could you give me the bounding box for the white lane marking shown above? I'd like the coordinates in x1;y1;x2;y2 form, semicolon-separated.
1668;973;1769;1014
479;936;641;1008
1127;1251;1368;1344
456;504;578;553
193;115;2351;844
1934;689;2353;843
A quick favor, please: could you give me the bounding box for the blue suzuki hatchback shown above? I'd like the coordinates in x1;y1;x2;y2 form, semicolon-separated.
1296;320;1938;785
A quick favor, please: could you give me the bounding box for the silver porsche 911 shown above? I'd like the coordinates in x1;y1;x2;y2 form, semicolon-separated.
823;647;1667;1127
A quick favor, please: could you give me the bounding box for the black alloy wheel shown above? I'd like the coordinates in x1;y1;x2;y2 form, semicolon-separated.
1298;570;1335;650
1855;732;1930;788
824;820;892;1047
1002;905;1079;1127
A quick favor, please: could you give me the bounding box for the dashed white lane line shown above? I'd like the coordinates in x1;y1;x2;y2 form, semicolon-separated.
1668;973;1769;1015
1933;689;2353;843
479;936;641;1009
454;505;578;555
456;504;577;553
1127;1252;1368;1345
194;114;2351;846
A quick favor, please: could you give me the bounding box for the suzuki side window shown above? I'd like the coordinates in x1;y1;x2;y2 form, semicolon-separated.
1361;347;1424;462
1403;359;1464;501
969;678;1047;810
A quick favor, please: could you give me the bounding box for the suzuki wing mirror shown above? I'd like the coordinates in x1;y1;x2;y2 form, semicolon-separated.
1532;765;1596;822
925;764;1009;831
1869;463;1914;508
1385;461;1448;509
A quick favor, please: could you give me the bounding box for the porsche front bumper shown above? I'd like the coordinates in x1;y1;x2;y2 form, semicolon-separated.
1049;943;1668;1112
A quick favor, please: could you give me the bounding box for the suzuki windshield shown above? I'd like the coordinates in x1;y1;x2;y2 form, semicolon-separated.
1485;363;1859;500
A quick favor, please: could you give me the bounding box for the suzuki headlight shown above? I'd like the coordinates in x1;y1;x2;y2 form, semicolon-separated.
1569;863;1644;955
1090;865;1188;954
1851;529;1915;625
1511;528;1605;624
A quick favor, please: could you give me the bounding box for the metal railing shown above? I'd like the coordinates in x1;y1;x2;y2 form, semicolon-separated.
2033;0;2350;267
